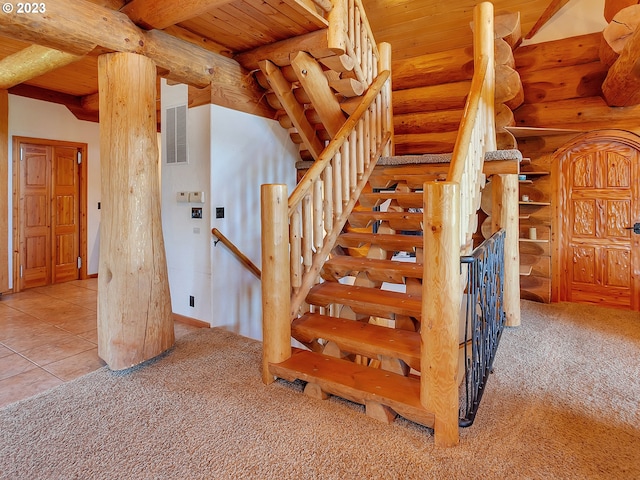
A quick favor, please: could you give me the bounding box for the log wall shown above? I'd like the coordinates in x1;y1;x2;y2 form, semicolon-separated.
510;31;640;303
392;29;640;305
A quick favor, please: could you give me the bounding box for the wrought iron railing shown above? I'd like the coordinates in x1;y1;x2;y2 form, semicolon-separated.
458;229;506;427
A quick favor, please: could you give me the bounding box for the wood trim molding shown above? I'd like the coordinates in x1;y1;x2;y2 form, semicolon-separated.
0;90;8;293
173;313;210;328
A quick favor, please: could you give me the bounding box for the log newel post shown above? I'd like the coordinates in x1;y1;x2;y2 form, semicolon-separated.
491;174;521;327
261;184;292;384
97;52;174;371
421;181;460;447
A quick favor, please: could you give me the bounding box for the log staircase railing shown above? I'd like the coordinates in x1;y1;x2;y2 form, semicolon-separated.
261;38;393;383
421;1;507;447
260;0;514;448
447;1;496;254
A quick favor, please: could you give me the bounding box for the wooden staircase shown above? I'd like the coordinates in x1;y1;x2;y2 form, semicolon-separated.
260;1;521;447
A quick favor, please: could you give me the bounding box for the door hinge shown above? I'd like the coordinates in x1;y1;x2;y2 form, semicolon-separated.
77;256;82;269
20;148;23;161
77;151;82;165
20;265;23;278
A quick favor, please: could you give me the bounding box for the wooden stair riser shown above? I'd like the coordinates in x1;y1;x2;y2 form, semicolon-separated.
321;256;423;284
292;313;421;371
358;191;423;209
269;350;435;428
348;211;423;230
306;282;422;320
336;232;423;253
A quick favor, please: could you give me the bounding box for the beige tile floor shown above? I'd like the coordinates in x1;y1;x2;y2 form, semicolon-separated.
0;278;202;408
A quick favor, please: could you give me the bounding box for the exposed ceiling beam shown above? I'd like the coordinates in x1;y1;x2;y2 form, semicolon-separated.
0;45;86;89
525;0;571;40
0;0;271;114
8;83;99;122
120;0;235;30
0;0;217;86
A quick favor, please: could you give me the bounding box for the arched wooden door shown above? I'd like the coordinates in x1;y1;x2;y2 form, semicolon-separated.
555;130;640;310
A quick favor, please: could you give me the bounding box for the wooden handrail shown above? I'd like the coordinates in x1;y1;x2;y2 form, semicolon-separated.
288;70;390;213
211;228;261;280
447;55;489;183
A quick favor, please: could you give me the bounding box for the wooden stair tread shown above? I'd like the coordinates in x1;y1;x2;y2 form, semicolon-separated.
358;191;423;208
336;232;423;252
270;349;434;428
321;255;423;283
292;313;421;371
349;211;423;230
307;282;422;319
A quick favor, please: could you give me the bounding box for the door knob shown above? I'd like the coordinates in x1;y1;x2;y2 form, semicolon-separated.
624;222;640;234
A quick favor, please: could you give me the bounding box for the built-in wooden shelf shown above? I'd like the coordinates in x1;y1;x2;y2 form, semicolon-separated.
519;179;533;184
519;238;548;243
519;201;551;206
520;171;550;176
519;214;530;220
505;126;584;138
519;265;533;276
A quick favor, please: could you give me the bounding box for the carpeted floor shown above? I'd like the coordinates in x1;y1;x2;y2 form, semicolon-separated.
0;300;638;479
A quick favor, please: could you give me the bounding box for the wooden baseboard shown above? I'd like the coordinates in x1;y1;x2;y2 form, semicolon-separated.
173;313;210;328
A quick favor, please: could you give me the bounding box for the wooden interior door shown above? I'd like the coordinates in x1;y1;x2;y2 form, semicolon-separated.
20;143;52;289
52;146;80;284
17;140;83;290
558;133;640;310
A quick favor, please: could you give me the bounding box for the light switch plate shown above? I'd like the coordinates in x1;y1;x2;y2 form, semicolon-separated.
189;191;205;203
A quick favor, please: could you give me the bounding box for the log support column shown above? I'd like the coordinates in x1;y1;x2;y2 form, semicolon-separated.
97;52;174;370
261;184;292;384
422;181;460;447
492;174;521;327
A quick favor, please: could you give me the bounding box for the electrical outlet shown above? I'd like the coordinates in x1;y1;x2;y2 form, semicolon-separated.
216;207;225;219
189;295;195;307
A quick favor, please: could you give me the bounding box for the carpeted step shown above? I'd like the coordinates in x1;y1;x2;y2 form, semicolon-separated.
291;313;421;371
348;211;422;231
358;191;423;208
377;149;522;165
336;232;423;253
269;349;434;428
321;256;423;283
306;282;422;320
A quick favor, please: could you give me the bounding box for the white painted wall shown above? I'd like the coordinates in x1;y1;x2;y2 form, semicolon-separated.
6;95;102;288
160;81;297;340
522;0;607;46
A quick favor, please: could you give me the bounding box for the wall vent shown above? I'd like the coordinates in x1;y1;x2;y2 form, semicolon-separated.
166;105;188;164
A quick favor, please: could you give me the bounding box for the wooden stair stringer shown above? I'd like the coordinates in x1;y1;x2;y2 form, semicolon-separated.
270;349;435;428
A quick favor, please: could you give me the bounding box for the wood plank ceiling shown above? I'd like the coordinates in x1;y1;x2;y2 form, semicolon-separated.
0;0;554;116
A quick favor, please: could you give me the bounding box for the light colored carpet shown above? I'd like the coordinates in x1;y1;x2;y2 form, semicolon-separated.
0;300;639;479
